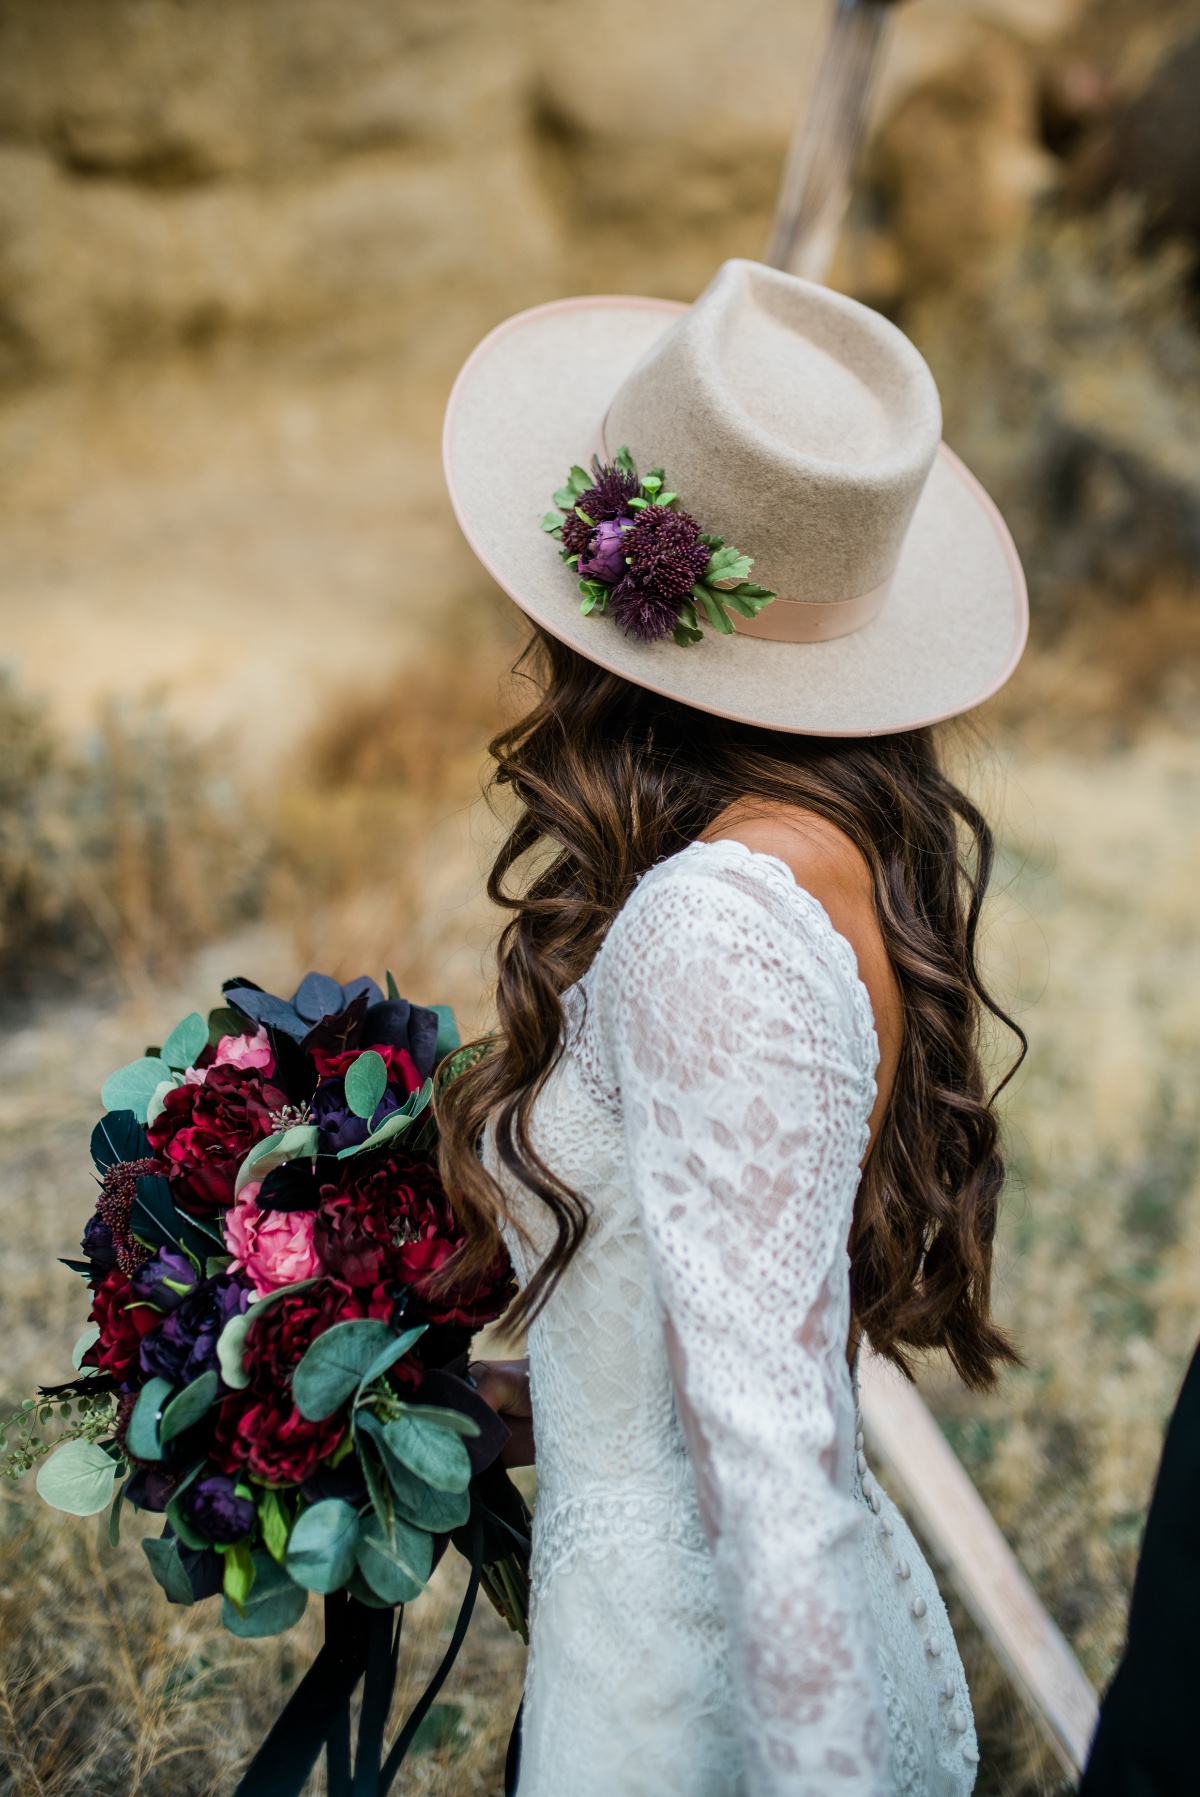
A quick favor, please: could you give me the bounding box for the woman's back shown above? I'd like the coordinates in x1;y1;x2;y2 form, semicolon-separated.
488;841;978;1795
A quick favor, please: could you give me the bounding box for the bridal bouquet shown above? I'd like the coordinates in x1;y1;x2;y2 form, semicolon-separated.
1;972;527;1650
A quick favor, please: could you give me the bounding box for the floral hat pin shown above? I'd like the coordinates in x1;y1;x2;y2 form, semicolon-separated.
541;447;776;647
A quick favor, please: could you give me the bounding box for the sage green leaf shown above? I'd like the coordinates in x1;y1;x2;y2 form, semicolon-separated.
673;622;704;647
354;1325;428;1404
160;1369;219;1443
125;1376;174;1462
222;1538;256;1611
641;473;662;492
72;1323;100;1370
161;1012;208;1071
653;491;677;506
222;1552;308;1637
344;1049;388;1121
614;445;638;479
431;1005;460;1061
100;1057;172;1125
143;1534;195;1606
551;486;577;510
293;1319;395;1421
396;1403;481;1440
692;586;735;635
36;1439;119;1516
540;510;564;534
359;1438;394;1530
706;545;753;583
699;532;725;550
382;1413;472;1493
107;1481;124;1547
356;1508;432;1605
627;496;649;510
234;1123;320;1198
144;1078;177;1129
216;1279;321;1391
335;1080;432;1159
567;464;592;493
346;1568;394;1609
358;1414;470;1532
165;1489;209;1551
285;1498;360;1594
207;1005;243;1048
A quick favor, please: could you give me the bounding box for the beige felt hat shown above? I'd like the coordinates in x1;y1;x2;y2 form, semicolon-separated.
443;259;1027;737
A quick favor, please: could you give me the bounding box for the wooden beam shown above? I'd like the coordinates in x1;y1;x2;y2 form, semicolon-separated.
858;1347;1099;1781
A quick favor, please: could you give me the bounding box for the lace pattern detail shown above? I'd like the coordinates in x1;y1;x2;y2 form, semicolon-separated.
488;841;976;1795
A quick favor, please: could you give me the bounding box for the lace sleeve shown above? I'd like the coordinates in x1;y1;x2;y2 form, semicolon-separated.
591;842;890;1795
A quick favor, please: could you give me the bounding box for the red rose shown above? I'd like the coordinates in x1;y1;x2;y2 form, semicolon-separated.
211;1278;367;1485
310;1042;423;1095
313;1152;515;1328
82;1270;161;1391
147;1064;288;1216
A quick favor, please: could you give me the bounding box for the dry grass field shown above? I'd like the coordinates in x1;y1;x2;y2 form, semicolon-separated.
2;0;1200;1791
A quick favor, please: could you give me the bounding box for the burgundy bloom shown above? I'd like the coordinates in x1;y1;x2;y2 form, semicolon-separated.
625;505;710;599
579;517;634;584
147;1064;289;1215
82;1270;162;1392
139;1273;252;1387
608;576;686;643
188;1473;255;1544
210;1278;373;1485
310;1042;423;1154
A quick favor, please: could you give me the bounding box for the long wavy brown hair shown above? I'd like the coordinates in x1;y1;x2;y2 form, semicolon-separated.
438;628;1024;1390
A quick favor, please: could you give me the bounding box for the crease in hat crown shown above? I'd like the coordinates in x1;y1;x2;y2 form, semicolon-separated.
602;260;943;631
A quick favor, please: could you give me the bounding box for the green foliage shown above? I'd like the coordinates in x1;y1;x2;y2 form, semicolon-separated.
380;1412;472;1493
34;1439;121;1516
284;1498;359;1594
100;1056;173;1124
343;1049;388;1120
221;1552;308;1638
143;1534;196;1607
160;1012;208;1071
292;1319;396;1421
355;1508;432;1605
125;1376;173;1462
159;1370;219;1443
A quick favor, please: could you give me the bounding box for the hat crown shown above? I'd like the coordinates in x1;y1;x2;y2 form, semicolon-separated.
604;260;943;607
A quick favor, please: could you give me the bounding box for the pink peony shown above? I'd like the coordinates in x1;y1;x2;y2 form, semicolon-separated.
225;1185;321;1297
215;1027;275;1075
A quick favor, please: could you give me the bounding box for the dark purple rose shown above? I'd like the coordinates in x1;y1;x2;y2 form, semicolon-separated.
312;1079;401;1154
139;1273;252;1387
188;1473;254;1544
560;460;641;556
130;1247;198;1313
81;1212;118;1277
579;517;633;584
124;1466;178;1512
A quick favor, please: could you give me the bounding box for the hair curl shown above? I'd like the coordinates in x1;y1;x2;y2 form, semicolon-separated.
437;629;1024;1390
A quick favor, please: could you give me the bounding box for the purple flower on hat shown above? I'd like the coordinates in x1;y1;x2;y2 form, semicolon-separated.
579;517;633;584
130;1247;199;1313
626;505;710;599
139;1272;252;1386
560;462;641;557
188;1473;255;1543
609;576;686;643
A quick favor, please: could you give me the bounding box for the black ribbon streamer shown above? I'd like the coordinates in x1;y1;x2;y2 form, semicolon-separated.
233;1509;503;1797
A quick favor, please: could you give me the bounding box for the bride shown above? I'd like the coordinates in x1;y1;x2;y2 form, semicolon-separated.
437;259;1028;1795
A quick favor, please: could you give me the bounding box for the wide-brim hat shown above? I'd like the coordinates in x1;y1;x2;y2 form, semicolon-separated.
443;260;1026;737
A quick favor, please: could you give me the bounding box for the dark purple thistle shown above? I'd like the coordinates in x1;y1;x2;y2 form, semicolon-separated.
579;517;634;584
609;576;686;643
625;505;710;599
560;461;641;556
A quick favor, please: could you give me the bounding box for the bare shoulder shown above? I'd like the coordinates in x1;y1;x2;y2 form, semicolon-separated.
699;801;875;936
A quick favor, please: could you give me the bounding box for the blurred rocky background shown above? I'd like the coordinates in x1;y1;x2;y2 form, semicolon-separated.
2;0;1200;1791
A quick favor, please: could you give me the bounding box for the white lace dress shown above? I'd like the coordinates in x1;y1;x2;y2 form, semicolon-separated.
486;841;979;1796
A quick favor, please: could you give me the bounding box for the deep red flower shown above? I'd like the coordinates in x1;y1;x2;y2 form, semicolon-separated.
147;1064;289;1216
313;1152;515;1328
82;1269;162;1392
211;1278;372;1485
310;1042;423;1094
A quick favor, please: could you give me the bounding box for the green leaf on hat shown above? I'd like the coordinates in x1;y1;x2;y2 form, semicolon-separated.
673;622;704;647
653;491;677;507
641;473;662;493
101;1056;172;1125
35;1439;119;1516
706;546;754;584
344;1049;388;1121
285;1498;359;1594
626;496;649;510
552;486;577;511
221;1552;307;1637
540;510;564;535
161;1012;208;1071
614;445;638;479
567;465;592;494
692;586;735;635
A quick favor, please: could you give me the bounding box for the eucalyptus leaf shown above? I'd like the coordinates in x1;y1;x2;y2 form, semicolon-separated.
344;1050;388;1121
165;1489;209;1552
357;1413;470;1533
356;1508;432;1605
234;1124;320;1198
107;1482;124;1548
72;1324;101;1370
293;1319;395;1421
160;1369;220;1443
143;1534;196;1606
284;1498;360;1594
335;1081;432;1160
125;1376;174;1462
161;1012;208;1071
382;1413;472;1493
144;1079;177;1129
396;1403;481;1440
221;1552;308;1637
101;1057;173;1126
431;1005;460;1062
36;1439;119;1516
353;1324;427;1405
